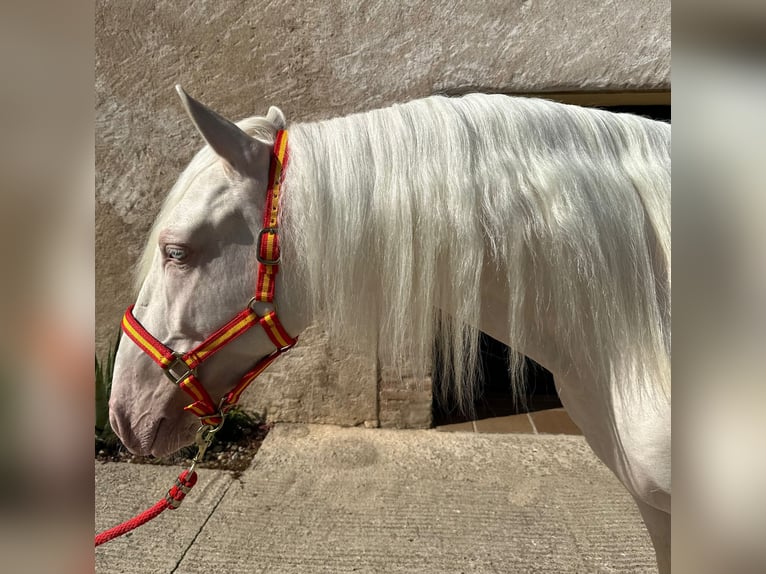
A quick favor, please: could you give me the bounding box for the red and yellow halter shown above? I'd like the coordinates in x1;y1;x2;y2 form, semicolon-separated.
121;130;296;427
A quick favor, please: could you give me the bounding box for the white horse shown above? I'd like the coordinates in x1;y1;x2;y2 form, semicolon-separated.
109;87;671;571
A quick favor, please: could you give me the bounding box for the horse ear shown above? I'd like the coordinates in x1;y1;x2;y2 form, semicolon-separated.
175;85;268;177
266;106;286;130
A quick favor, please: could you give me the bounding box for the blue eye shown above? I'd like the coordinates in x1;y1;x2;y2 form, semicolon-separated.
165;245;187;262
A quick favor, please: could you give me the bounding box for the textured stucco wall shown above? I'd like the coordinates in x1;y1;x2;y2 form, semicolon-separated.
96;0;670;428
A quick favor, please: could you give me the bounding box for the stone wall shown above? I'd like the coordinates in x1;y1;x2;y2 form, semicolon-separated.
96;0;670;428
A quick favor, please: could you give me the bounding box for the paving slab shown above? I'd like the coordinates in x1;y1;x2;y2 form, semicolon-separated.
95;462;234;573
175;425;656;573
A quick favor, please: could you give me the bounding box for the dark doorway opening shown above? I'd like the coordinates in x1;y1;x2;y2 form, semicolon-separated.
432;334;561;426
606;104;671;122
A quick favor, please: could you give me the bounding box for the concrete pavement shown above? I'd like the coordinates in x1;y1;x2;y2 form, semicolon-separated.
95;425;657;573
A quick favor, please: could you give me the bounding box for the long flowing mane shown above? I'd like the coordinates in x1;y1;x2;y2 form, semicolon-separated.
282;94;671;409
136;94;670;411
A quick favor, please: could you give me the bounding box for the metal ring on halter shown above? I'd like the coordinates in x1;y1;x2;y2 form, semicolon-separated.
216;396;236;417
247;297;276;317
198;418;226;440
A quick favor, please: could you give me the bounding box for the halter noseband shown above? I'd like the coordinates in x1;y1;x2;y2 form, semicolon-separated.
121;130;297;427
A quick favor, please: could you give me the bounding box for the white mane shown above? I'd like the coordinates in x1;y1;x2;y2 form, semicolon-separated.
137;94;671;411
281;94;671;409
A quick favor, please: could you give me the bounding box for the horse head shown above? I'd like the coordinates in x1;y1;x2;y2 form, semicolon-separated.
109;87;309;457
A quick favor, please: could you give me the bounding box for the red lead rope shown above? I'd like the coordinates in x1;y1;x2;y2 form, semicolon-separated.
95;470;198;546
96;424;217;547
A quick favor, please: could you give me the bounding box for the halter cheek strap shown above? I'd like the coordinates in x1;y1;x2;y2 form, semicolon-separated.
255;129;288;300
121;130;296;426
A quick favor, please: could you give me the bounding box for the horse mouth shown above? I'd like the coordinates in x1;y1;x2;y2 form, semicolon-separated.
110;407;195;458
148;417;198;458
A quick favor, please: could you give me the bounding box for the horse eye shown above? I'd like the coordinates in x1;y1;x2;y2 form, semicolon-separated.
165;245;188;262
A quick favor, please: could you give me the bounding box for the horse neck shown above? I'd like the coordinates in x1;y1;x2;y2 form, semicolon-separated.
282;97;670;408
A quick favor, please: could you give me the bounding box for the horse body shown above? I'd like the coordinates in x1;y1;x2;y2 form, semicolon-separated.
109;90;670;571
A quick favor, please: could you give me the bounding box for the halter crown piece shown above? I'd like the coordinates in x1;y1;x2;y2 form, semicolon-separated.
121;130;297;427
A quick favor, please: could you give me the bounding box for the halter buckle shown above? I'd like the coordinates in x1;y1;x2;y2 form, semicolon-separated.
163;352;197;385
256;227;281;265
